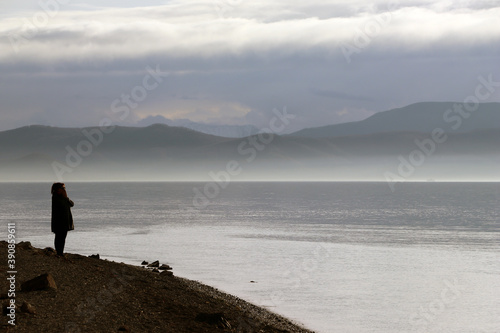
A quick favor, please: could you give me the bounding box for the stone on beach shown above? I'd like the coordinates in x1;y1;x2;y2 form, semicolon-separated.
43;247;57;256
159;264;172;271
21;302;36;314
147;260;159;268
18;241;34;250
21;273;57;292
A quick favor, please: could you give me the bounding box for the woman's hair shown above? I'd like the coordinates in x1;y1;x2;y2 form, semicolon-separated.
51;182;65;195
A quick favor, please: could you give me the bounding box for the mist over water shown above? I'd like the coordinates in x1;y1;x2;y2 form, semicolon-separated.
1;182;499;332
2;155;500;183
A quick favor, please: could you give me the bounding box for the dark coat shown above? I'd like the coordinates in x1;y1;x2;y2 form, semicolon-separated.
51;194;74;233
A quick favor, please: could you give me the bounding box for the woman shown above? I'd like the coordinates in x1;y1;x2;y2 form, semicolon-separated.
51;183;74;256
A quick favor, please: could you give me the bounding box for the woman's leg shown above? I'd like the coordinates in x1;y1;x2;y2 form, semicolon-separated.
54;230;68;256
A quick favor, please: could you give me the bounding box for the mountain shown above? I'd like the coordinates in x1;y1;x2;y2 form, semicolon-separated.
0;124;229;160
135;115;260;138
1;102;499;182
291;102;500;138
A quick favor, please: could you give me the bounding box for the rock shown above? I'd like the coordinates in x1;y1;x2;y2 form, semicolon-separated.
147;260;159;268
152;268;160;273
163;270;173;276
158;264;172;271
117;325;130;332
18;241;33;250
21;273;57;292
141;261;148;266
43;247;57;256
195;312;231;329
21;302;36;314
89;254;100;259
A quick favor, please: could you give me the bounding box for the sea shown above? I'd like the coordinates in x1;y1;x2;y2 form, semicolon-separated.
1;182;499;333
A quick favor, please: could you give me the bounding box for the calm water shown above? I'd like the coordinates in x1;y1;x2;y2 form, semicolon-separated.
1;182;499;332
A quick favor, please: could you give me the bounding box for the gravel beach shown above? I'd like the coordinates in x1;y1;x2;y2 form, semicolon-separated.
1;241;315;332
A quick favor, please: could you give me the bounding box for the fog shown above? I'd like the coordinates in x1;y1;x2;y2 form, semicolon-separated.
2;154;499;185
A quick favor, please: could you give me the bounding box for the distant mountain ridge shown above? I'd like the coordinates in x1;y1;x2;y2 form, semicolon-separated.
1;102;499;182
135;115;260;138
291;102;500;138
0;124;230;161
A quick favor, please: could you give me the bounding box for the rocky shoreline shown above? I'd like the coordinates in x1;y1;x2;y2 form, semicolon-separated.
1;241;315;332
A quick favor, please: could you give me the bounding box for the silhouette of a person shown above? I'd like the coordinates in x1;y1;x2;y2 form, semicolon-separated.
51;183;74;256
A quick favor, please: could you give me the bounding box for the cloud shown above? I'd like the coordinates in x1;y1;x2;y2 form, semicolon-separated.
135;99;252;125
1;1;499;65
0;1;499;131
311;88;376;102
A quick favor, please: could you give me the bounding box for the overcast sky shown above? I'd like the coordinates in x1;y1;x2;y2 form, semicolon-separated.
1;0;499;132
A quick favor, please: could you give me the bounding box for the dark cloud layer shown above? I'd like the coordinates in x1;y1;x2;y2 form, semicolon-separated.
0;1;499;131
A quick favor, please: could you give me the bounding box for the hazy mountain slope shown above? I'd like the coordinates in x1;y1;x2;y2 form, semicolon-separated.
136;115;260;138
0;124;231;160
0;122;499;182
1;125;499;163
292;102;500;138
